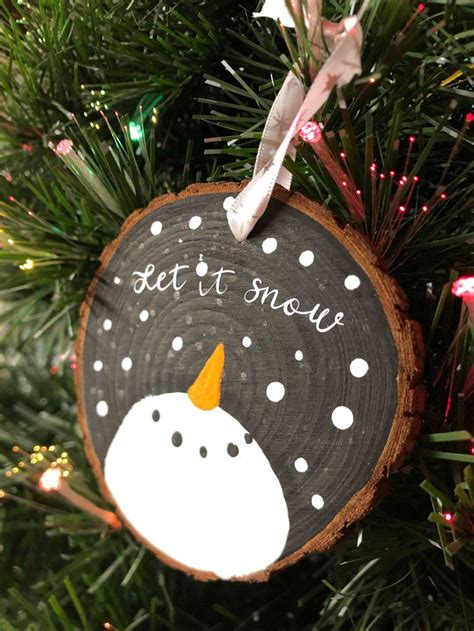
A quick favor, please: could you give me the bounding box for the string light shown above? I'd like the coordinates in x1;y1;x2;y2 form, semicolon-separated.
298;121;322;143
398;205;406;213
452;276;474;298
440;192;447;200
19;259;34;271
21;143;33;152
128;121;144;141
54;139;74;155
466;113;474;123
39;467;62;492
409;136;416;143
443;512;453;523
422;205;428;212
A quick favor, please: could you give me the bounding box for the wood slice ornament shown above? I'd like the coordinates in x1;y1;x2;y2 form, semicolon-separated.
75;182;424;582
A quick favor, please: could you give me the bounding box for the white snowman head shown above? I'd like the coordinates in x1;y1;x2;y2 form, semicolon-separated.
104;343;290;579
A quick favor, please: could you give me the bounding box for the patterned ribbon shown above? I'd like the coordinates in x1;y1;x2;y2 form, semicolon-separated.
227;2;368;242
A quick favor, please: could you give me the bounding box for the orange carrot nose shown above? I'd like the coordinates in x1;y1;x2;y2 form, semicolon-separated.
188;343;225;411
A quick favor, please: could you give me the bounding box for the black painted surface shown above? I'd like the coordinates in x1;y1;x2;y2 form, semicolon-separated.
80;192;398;557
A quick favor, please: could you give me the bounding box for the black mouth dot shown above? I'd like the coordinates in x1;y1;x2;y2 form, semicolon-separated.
152;409;160;422
200;446;207;458
244;433;253;444
227;443;239;457
171;431;182;447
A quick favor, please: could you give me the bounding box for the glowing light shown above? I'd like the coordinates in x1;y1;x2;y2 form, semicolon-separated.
466;113;474;123
414;176;419;182
0;490;5;498
368;77;376;84
103;623;113;630
19;259;34;271
398;205;406;212
38;467;62;492
340;152;346;158
440;192;447;200
409;136;416;143
342;180;348;187
452;276;474;298
299;121;321;143
369;163;377;173
402;175;408;182
390;170;395;177
21;143;33;152
380;173;386;180
128;121;144;141
422;205;428;212
55;139;74;155
417;3;425;11
356;189;361;195
8;196;16;202
443;512;453;523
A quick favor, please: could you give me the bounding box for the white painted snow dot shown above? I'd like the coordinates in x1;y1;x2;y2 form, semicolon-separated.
172;336;183;351
139;310;149;322
344;275;361;290
311;494;325;510
196;261;208;277
295;350;303;361
262;237;277;254
299;250;314;267
242;336;252;348
102;319;112;331
121;357;133;371
150;221;162;236
223;196;235;211
113;276;121;285
294;457;308;473
93;360;103;372
189;216;202;230
266;381;285;402
96;401;108;417
350;358;369;378
331;406;354;430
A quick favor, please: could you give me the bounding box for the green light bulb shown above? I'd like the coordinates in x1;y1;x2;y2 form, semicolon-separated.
129;121;143;141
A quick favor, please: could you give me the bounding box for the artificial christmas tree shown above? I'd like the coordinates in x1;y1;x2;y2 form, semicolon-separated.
1;0;473;628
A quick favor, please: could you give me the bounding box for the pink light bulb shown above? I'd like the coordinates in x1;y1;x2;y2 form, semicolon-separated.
399;205;406;212
443;512;453;523
55;139;74;155
422;205;428;212
299;122;321;143
39;467;62;492
452;276;474;298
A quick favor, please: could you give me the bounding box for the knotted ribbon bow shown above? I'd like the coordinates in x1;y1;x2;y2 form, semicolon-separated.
227;0;368;242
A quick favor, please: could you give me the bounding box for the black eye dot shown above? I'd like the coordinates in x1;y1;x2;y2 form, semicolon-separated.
199;446;207;458
171;431;182;447
244;433;253;444
227;443;239;457
152;409;160;422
